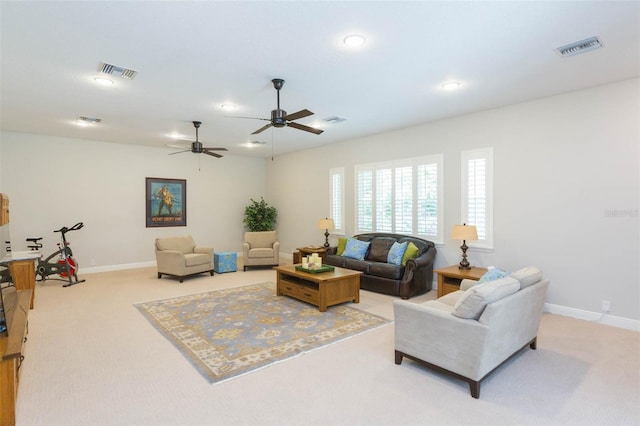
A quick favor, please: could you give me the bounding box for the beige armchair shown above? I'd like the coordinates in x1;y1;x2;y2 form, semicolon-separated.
155;235;214;283
394;266;549;398
242;231;279;271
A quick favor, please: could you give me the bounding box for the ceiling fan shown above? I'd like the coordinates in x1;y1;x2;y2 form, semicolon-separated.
168;121;228;158
237;78;324;135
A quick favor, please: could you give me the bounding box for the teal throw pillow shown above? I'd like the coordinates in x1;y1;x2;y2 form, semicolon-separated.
478;267;510;283
387;241;408;265
342;238;370;261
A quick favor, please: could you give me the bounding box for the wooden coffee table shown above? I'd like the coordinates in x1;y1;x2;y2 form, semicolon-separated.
273;264;362;312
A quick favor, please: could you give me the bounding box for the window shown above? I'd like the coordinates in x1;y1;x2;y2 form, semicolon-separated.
329;167;345;235
355;155;443;243
461;148;493;249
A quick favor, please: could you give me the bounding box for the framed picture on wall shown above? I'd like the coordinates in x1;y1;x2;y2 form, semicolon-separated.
145;177;187;227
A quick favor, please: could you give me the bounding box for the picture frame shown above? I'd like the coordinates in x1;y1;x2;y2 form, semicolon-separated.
145;177;187;227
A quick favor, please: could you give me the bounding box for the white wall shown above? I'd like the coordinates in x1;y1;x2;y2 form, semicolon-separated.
268;78;640;323
0;132;266;269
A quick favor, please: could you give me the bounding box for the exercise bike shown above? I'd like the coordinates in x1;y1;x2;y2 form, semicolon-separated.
27;222;85;287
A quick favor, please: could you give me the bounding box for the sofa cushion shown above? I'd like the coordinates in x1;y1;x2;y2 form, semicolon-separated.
325;254;346;268
510;266;543;289
401;241;419;266
343;238;370;260
337;237;347;255
367;237;395;262
478;267;510;283
343;258;370;273
452;276;520;320
368;261;403;280
387;241;408;265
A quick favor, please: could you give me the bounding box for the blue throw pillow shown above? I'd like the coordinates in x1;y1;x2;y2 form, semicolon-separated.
387;241;408;265
478;267;510;283
342;238;370;261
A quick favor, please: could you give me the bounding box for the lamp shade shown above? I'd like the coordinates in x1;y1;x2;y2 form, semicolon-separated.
318;218;335;230
451;224;478;241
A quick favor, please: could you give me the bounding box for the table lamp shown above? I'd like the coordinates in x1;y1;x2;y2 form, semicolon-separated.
318;218;335;248
451;224;478;270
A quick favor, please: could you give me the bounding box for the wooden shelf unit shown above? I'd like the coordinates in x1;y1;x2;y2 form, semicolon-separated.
435;265;487;298
0;288;31;426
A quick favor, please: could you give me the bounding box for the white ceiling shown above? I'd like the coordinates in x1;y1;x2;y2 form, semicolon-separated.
1;1;638;158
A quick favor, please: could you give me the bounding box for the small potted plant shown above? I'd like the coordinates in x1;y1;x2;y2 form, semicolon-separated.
243;197;277;232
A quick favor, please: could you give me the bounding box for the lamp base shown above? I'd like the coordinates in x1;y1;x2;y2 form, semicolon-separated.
458;240;471;270
323;230;330;248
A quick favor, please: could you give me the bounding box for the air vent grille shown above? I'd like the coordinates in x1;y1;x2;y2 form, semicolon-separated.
323;116;347;124
97;62;138;79
77;116;102;124
556;36;603;57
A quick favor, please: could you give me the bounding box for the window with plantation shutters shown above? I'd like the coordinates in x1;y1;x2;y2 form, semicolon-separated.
329;168;344;235
355;155;443;243
461;148;493;249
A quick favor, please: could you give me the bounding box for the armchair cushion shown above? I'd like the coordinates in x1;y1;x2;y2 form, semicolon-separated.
452;276;520;319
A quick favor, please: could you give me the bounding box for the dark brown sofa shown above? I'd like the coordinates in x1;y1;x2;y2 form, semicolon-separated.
325;233;436;299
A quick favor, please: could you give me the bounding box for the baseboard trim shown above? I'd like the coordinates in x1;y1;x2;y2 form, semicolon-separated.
81;261;157;274
544;303;640;331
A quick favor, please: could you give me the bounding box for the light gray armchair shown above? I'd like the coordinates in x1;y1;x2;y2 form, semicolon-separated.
394;266;549;398
155;235;214;283
242;231;279;271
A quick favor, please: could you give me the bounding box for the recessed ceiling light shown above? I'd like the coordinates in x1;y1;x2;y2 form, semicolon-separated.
343;34;366;48
221;104;237;111
93;76;114;86
167;132;185;139
441;81;461;91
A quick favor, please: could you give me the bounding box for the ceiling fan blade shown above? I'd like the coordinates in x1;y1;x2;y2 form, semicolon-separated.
203;147;228;151
169;149;190;155
226;116;270;121
203;150;223;158
287;121;324;135
284;109;314;121
252;123;274;135
167;143;191;149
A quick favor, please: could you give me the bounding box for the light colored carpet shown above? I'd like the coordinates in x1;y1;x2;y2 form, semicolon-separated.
135;282;389;383
15;266;640;425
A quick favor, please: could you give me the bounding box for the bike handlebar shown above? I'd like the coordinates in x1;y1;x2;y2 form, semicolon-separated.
54;222;84;234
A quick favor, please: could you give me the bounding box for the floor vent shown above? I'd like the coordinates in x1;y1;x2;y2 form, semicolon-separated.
556;36;603;57
97;62;138;79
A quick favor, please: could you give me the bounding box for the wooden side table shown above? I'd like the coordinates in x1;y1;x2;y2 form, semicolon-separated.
293;246;327;264
435;265;487;298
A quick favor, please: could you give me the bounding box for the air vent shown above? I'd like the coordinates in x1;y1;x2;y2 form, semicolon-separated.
556;36;603;57
97;62;138;79
323;116;347;124
75;116;102;127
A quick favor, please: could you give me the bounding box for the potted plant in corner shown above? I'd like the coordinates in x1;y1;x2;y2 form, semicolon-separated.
243;197;277;231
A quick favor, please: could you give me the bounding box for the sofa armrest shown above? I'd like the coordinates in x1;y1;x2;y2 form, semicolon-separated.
242;242;251;257
394;299;488;379
460;279;478;292
402;246;436;282
155;250;186;274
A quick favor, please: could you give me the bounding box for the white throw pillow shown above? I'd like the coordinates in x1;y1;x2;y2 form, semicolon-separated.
452;276;520;319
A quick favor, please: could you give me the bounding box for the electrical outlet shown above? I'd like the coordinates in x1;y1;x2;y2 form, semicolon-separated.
90;258;96;266
602;300;611;312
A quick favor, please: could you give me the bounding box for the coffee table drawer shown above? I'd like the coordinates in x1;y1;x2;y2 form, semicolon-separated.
279;279;319;303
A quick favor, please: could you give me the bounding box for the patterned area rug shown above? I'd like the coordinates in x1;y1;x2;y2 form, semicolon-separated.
135;282;390;384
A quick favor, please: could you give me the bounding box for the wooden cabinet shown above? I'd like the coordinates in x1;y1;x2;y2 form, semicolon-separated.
0;288;31;426
0;194;8;226
435;265;487;298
